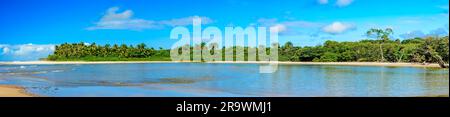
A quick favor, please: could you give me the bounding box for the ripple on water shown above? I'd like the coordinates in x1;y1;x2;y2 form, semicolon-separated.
1;63;448;97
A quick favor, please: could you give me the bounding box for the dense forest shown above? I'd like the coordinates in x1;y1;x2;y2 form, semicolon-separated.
279;36;449;63
47;43;172;61
47;28;449;65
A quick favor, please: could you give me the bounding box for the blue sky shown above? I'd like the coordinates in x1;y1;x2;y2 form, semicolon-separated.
0;0;449;61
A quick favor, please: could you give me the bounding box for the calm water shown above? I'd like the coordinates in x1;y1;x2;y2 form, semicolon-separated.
0;63;448;97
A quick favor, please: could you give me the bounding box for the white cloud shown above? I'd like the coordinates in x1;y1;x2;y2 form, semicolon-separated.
88;7;213;31
160;16;213;27
2;47;10;55
428;28;449;37
399;27;449;39
0;44;55;61
322;22;356;34
270;24;287;33
336;0;353;7
12;43;55;56
87;7;159;30
318;0;328;4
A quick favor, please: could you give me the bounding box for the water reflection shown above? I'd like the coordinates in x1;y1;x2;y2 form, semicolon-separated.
0;63;448;97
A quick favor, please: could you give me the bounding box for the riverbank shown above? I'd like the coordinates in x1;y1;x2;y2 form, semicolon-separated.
0;61;444;68
0;85;34;97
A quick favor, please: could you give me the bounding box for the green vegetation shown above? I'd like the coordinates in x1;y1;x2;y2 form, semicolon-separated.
280;36;449;64
47;43;171;61
366;28;394;62
47;29;449;66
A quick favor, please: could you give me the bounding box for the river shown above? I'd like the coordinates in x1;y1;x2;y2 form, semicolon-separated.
0;63;448;97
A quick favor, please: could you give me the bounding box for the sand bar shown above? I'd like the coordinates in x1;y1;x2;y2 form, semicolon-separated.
0;85;34;97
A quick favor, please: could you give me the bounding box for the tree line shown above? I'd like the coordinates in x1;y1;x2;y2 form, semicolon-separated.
279;36;449;64
47;43;171;61
47;28;449;65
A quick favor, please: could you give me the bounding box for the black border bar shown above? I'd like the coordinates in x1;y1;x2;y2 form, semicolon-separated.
0;97;448;115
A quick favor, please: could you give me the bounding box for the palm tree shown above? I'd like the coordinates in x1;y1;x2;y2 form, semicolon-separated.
120;44;128;57
366;28;393;62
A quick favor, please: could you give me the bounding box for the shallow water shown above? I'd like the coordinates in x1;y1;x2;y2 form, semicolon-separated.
0;63;448;97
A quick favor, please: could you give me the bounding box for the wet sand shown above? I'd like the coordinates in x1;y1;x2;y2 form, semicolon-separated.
0;85;33;97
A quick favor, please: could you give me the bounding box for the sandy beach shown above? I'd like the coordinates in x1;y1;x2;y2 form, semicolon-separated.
0;61;444;68
0;85;33;97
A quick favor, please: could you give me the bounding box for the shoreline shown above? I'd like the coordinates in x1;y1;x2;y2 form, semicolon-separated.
0;85;34;97
0;84;447;97
0;61;444;68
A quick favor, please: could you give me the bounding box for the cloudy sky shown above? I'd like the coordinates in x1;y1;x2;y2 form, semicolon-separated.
0;0;448;61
